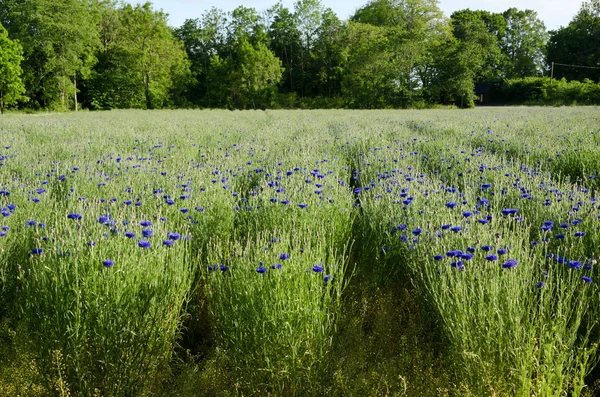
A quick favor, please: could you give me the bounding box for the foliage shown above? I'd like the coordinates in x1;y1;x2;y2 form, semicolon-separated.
547;0;600;82
1;0;599;109
0;0;100;111
500;8;548;78
341;22;396;108
488;77;600;105
0;23;26;114
88;2;191;110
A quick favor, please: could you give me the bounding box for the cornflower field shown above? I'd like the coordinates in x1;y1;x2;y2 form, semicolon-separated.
1;107;600;396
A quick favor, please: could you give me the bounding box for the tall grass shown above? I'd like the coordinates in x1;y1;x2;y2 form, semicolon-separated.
1;108;600;395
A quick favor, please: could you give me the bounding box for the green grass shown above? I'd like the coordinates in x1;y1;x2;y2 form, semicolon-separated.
0;108;599;396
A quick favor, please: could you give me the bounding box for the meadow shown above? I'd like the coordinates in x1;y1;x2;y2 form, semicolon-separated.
0;107;600;396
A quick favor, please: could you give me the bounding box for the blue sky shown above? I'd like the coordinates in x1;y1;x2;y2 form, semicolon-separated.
125;0;582;31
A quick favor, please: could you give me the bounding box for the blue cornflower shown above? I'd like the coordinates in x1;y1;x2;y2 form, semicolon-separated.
26;220;36;226
312;265;324;273
142;229;153;237
125;231;135;239
412;228;422;236
446;250;460;257
582;276;593;283
502;259;518;269
2;226;9;231
280;253;290;260
486;255;498;261
103;260;114;267
140;220;152;227
298;203;308;209
536;281;545;289
163;240;174;246
31;248;43;255
167;232;180;240
256;264;267;274
445;202;457;209
451;260;464;270
434;255;443;261
450;226;462;232
324;274;332;283
441;224;451;230
574;231;585;237
138;240;151;248
67;213;82;220
271;263;282;269
497;248;507;255
568;260;581;270
481;245;493;252
98;216;110;224
462;211;473;218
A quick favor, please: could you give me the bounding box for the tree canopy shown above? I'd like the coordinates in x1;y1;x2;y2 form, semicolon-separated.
0;0;598;110
547;0;600;82
0;23;26;114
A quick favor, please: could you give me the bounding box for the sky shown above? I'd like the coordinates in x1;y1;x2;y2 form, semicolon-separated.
126;0;582;31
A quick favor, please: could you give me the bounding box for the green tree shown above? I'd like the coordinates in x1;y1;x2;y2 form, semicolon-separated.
0;23;26;114
450;9;505;80
500;8;548;78
1;0;100;110
547;0;600;82
341;22;396;108
351;0;448;106
88;2;191;109
293;0;325;97
225;38;283;109
174;8;228;106
431;13;501;107
267;3;301;94
311;8;345;98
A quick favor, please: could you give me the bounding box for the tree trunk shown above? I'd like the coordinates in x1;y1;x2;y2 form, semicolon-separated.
144;72;152;109
74;75;78;112
0;92;4;115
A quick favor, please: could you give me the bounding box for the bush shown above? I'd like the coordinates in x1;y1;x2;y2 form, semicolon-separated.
488;77;600;106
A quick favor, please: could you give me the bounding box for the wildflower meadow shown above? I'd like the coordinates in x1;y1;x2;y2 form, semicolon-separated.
1;107;600;396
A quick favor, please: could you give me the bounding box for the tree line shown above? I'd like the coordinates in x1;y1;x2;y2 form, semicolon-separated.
0;0;599;112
